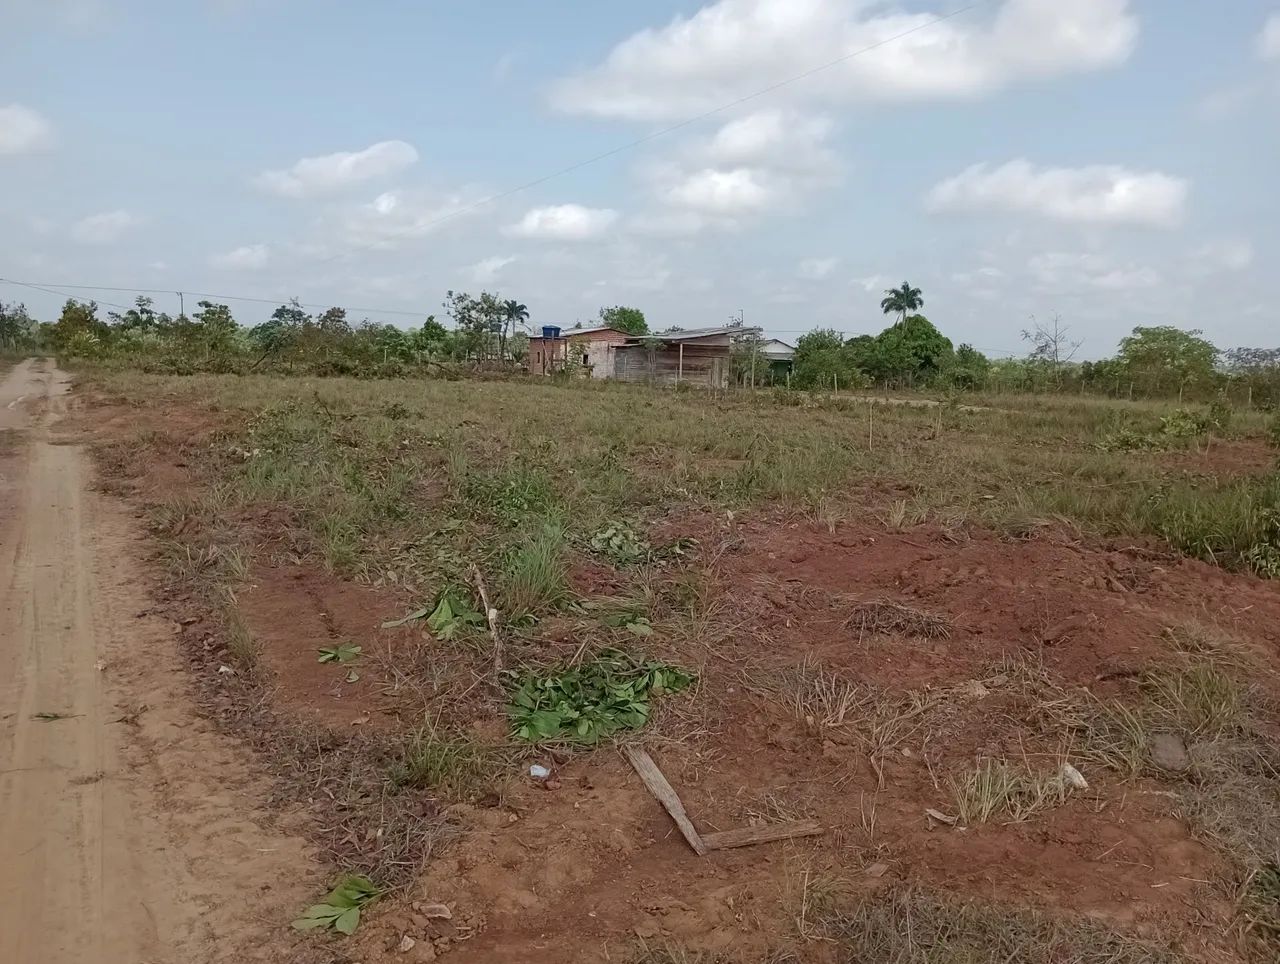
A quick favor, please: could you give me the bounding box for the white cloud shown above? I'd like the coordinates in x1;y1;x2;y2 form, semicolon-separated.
551;0;1137;120
798;257;838;280
1259;14;1280;60
0;103;53;154
1028;251;1161;291
467;255;516;283
1194;239;1254;272
665;167;774;215
210;243;270;270
505;204;618;241
639;109;839;229
853;274;886;293
301;188;482;255
255;140;419;198
70;209;141;244
926;159;1188;227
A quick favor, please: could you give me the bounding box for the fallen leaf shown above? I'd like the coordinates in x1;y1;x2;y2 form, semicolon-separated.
925;808;958;826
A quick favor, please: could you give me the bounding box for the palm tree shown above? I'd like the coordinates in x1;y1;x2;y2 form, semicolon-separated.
501;299;528;360
880;282;923;326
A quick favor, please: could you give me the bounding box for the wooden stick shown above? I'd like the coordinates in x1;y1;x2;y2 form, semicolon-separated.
701;820;824;851
469;564;504;689
622;745;707;855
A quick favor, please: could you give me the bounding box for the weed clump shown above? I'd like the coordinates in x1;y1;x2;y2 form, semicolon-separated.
506;650;694;744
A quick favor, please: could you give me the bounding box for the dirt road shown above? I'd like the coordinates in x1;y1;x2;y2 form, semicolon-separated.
0;359;320;964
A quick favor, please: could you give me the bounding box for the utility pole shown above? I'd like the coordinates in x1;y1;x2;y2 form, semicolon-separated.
177;291;185;318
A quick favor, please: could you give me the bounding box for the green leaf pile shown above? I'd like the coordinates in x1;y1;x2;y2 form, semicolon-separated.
317;642;362;664
506;650;693;744
588;523;651;566
426;592;485;640
292;875;381;935
381;591;485;640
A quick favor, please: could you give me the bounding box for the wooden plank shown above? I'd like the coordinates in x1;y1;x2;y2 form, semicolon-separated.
701;820;824;852
622;745;707;856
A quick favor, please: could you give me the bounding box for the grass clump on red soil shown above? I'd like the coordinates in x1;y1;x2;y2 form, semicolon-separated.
843;598;951;641
949;757;1076;825
389;721;505;797
813;888;1180;964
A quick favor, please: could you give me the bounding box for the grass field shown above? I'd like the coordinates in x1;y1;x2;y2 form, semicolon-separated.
75;369;1280;963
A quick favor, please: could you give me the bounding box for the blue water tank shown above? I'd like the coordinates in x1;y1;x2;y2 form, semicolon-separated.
542;325;561;340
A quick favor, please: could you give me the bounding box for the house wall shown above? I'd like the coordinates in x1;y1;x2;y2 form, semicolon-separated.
527;330;630;377
613;336;731;388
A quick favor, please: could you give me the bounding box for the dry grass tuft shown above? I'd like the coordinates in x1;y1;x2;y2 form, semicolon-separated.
844;599;951;641
815;887;1178;964
950;757;1073;825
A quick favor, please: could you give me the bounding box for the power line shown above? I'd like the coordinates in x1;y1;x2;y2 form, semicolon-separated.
310;0;988;265
0;277;134;312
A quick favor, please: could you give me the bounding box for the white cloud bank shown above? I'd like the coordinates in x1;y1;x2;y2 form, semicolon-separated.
0;103;53;154
70;209;141;244
256;140;419;198
210;243;270;270
1259;13;1280;60
505;204;618;240
551;0;1138;120
926;159;1188;227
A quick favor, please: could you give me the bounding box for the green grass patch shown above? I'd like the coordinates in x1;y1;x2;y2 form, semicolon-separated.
389;722;498;796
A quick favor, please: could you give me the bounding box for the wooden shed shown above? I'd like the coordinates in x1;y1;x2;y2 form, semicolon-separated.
612;326;762;389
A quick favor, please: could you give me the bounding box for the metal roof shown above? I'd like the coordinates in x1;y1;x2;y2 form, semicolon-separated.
633;325;764;342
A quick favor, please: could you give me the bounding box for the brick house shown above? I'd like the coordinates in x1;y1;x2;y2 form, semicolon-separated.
526;325;632;378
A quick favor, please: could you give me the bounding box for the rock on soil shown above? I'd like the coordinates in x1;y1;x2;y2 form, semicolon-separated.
1149;732;1191;773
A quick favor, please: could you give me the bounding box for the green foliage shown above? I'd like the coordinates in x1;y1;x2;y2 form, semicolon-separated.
292;875;381;935
464;463;558;527
506;650;694;743
1099;406;1229;451
792;328;853;390
589;522;651;566
598;305;648;335
1118;325;1219;397
390;722;495;793
502;524;570;617
0;301;39;349
879;281;924;323
317;642;362;664
427;591;486;639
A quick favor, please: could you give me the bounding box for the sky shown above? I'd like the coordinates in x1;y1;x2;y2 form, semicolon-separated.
2;0;1278;359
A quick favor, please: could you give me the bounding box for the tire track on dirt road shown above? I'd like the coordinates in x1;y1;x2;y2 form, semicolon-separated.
0;358;323;964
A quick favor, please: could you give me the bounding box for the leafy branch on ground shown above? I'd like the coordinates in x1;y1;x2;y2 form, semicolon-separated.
317;642;362;664
506;649;694;743
292;874;381;935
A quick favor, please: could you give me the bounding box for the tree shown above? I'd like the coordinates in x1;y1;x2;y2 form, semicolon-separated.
0;301;35;349
501;300;528;359
443;290;506;361
950;343;990;389
50;299;106;351
880;281;923;326
248;299;310;357
1117;326;1219;399
108;295;159;332
793;328;854;390
598;305;648;335
191;301;239;355
1022;313;1081;385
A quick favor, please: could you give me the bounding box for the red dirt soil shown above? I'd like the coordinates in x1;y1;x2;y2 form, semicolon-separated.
346;514;1280;963
71;389;1280;963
